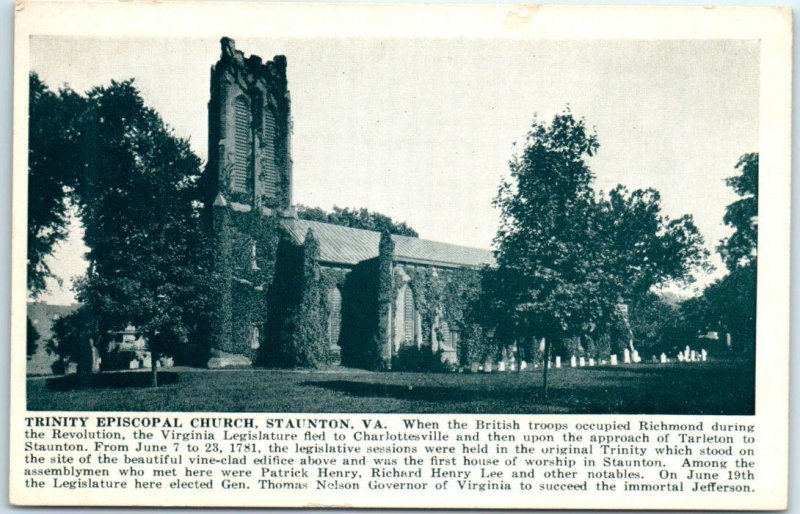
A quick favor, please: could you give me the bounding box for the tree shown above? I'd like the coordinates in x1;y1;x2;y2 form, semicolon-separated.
490;110;710;393
46;306;95;375
492;110;600;396
26;317;40;358
296;204;418;237
718;153;758;271
73;80;204;386
594;187;708;301
590;186;708;353
693;153;758;354
627;292;683;357
27;73;86;297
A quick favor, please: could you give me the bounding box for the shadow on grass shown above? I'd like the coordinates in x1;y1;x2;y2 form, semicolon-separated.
46;371;180;391
301;376;754;415
302;379;556;404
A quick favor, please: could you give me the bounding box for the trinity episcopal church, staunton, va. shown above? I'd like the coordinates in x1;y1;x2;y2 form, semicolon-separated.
200;38;493;370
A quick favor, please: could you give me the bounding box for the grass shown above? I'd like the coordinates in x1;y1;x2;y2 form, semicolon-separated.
26;359;754;414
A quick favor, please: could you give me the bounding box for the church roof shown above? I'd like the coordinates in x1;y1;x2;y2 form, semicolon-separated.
280;219;495;268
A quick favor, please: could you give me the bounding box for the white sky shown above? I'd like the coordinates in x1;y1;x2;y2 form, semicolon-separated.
30;37;759;305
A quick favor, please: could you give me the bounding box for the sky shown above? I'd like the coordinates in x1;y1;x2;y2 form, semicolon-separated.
29;36;759;305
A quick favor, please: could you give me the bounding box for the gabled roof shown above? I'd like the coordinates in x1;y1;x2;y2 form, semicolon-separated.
280;219;495;268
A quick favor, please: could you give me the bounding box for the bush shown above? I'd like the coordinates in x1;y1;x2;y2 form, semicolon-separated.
392;345;453;372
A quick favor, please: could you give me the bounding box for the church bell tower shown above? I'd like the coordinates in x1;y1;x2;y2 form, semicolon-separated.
203;38;295;366
206;37;293;215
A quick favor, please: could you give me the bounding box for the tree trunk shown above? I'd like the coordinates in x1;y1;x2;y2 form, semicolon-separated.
77;336;94;388
541;337;551;401
150;348;159;387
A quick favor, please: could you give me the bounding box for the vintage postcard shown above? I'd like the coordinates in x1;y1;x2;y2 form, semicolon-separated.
11;2;791;509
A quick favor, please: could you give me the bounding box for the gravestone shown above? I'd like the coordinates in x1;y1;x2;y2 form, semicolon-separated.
498;361;506;372
555;356;561;368
610;354;618;366
701;349;708;362
570;355;577;367
660;353;667;364
520;361;528;371
589;358;595;366
623;349;631;364
579;357;586;367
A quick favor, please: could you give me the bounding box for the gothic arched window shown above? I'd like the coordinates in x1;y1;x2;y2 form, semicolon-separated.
262;108;279;198
232;95;251;193
403;286;415;344
328;287;342;348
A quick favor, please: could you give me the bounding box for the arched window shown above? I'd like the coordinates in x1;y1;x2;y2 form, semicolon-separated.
232;95;251;193
328;287;342;348
403;286;415;344
262;108;279;198
250;324;260;350
440;321;459;352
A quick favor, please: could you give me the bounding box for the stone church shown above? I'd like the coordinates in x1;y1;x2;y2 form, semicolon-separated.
202;38;493;370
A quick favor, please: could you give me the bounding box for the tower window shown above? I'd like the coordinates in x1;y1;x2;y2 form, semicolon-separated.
262;109;279;198
232;95;251;193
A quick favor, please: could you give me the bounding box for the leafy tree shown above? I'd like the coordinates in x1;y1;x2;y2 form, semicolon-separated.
627;292;683;357
690;153;758;354
296;204;418;237
73;80;204;386
594;186;708;302
492;110;600;395
26;317;40;358
27;73;86;297
46;306;95;374
490;110;709;391
590;186;708;352
718;153;758;271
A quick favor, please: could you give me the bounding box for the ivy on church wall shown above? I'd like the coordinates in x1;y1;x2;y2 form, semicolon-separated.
258;232;345;368
276;231;331;367
209;208;280;360
337;257;385;370
398;265;484;367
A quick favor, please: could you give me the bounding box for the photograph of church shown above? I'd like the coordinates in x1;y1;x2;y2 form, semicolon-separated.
25;32;761;415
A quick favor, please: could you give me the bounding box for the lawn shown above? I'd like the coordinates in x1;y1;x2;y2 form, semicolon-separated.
26;359;754;414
